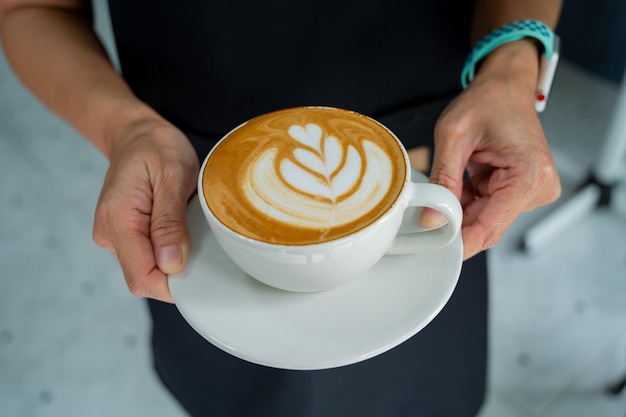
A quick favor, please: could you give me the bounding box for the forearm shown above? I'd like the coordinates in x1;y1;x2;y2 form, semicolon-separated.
472;0;562;42
0;3;160;159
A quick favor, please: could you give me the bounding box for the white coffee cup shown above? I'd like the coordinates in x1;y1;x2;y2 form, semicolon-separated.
198;107;462;292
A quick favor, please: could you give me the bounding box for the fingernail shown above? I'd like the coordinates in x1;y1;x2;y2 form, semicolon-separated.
157;245;183;273
420;208;446;228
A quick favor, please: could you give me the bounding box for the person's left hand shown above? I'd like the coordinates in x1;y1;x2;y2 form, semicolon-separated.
423;41;562;259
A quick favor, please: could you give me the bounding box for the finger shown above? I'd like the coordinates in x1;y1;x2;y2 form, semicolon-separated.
460;181;479;207
466;165;494;198
116;225;174;303
461;188;522;259
150;171;194;275
93;205;115;251
420;133;469;228
94;189;174;302
428;144;467;199
92;199;120;260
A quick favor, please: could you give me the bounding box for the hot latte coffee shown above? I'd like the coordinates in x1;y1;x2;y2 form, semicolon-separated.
202;107;407;245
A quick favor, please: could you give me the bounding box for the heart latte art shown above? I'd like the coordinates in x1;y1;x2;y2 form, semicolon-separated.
203;108;406;245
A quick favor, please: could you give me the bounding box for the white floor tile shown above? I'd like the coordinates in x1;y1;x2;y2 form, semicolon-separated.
0;199;130;378
2;98;109;221
487;188;626;415
0;299;187;417
541;391;626;417
477;389;535;417
0;130;56;233
486;62;626;417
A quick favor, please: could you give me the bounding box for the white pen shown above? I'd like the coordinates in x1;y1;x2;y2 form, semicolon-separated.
535;35;560;112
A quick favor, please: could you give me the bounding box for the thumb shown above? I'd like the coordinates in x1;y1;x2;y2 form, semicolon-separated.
421;136;467;228
151;184;193;275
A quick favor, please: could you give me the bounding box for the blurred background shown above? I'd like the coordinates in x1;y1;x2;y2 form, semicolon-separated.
1;1;625;416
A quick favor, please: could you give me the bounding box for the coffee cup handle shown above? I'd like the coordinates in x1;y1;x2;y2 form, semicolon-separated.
386;182;463;254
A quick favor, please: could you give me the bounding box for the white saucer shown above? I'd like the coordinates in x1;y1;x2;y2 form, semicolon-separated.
169;175;463;370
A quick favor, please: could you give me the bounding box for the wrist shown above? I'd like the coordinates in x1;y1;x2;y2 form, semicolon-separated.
472;39;540;96
98;96;166;160
461;19;557;109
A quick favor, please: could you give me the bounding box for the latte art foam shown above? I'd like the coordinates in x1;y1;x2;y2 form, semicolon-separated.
203;108;406;245
246;123;392;235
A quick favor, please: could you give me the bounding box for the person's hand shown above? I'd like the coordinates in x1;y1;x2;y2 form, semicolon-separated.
93;118;199;302
423;41;562;260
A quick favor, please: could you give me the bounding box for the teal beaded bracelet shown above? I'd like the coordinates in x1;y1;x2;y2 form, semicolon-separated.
461;19;559;112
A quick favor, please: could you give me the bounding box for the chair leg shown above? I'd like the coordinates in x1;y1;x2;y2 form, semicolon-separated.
606;373;626;395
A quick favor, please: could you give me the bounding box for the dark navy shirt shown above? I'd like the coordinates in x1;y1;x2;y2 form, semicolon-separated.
105;2;488;417
108;0;472;152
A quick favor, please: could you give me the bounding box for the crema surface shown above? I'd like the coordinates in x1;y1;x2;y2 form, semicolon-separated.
203;108;406;245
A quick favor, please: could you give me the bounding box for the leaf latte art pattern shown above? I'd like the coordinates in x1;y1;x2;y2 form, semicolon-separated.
203;107;406;245
244;123;393;232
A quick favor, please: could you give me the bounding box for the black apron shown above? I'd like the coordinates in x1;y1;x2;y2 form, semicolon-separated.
107;1;487;415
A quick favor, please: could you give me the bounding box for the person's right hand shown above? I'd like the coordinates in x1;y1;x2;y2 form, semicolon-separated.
92;118;199;303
